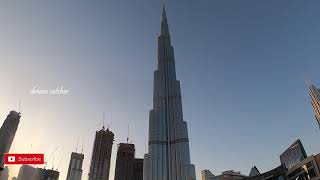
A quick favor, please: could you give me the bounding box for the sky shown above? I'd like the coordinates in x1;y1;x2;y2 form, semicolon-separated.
0;0;320;179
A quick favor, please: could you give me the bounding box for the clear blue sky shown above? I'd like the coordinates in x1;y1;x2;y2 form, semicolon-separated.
0;0;320;179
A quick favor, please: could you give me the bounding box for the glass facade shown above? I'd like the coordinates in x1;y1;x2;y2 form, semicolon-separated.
280;139;307;170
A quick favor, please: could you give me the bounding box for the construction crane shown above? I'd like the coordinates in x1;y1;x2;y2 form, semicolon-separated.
43;147;59;169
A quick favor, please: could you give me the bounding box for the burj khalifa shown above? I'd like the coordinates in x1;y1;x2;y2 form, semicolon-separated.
143;6;196;180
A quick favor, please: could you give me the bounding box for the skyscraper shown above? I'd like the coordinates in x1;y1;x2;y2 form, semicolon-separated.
88;127;114;180
309;83;320;129
134;158;143;180
17;165;37;180
35;168;60;180
114;143;144;180
66;152;84;180
143;6;196;180
114;143;135;180
16;165;59;180
0;111;21;168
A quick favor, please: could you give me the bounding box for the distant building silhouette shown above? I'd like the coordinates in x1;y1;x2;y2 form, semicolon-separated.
17;165;37;180
17;165;59;180
88;127;114;180
114;143;135;180
280;139;307;170
114;143;144;180
36;168;59;180
309;83;320;129
0;166;9;180
0;111;21;168
66;152;84;180
134;158;143;180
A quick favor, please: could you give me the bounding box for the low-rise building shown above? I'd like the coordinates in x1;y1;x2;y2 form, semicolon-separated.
242;165;287;180
280;139;307;170
200;170;247;180
286;153;320;180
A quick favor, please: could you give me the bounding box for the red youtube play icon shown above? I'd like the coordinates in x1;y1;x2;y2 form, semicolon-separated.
4;154;44;165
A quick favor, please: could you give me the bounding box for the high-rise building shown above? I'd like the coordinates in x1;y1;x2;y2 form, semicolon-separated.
88;127;114;180
309;83;320;129
143;5;196;180
280;139;307;170
17;165;59;180
114;143;144;180
35;168;59;180
66;152;84;180
0;166;9;180
0;111;21;168
134;158;143;180
17;165;37;180
114;143;135;180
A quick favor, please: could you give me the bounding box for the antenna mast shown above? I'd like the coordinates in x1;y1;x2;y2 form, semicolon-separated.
106;112;112;129
75;137;79;152
127;124;130;143
102;112;105;129
81;137;84;154
56;158;63;170
18;100;21;113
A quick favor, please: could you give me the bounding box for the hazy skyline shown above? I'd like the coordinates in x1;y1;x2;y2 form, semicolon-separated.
0;0;320;180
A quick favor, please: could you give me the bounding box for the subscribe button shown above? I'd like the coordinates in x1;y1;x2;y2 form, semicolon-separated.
4;154;44;165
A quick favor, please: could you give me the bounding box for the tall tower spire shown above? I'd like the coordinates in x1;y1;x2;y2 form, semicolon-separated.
160;5;170;37
162;3;167;22
143;6;196;180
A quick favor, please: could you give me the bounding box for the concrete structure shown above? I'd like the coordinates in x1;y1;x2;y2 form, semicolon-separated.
242;165;287;180
0;111;21;168
134;158;143;180
66;152;84;180
114;143;135;180
0;166;9;180
280;139;307;170
114;143;144;180
17;165;59;180
36;168;60;180
309;83;320;129
88;127;114;180
286;153;320;180
17;165;37;180
143;5;196;180
200;170;246;180
201;170;215;180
